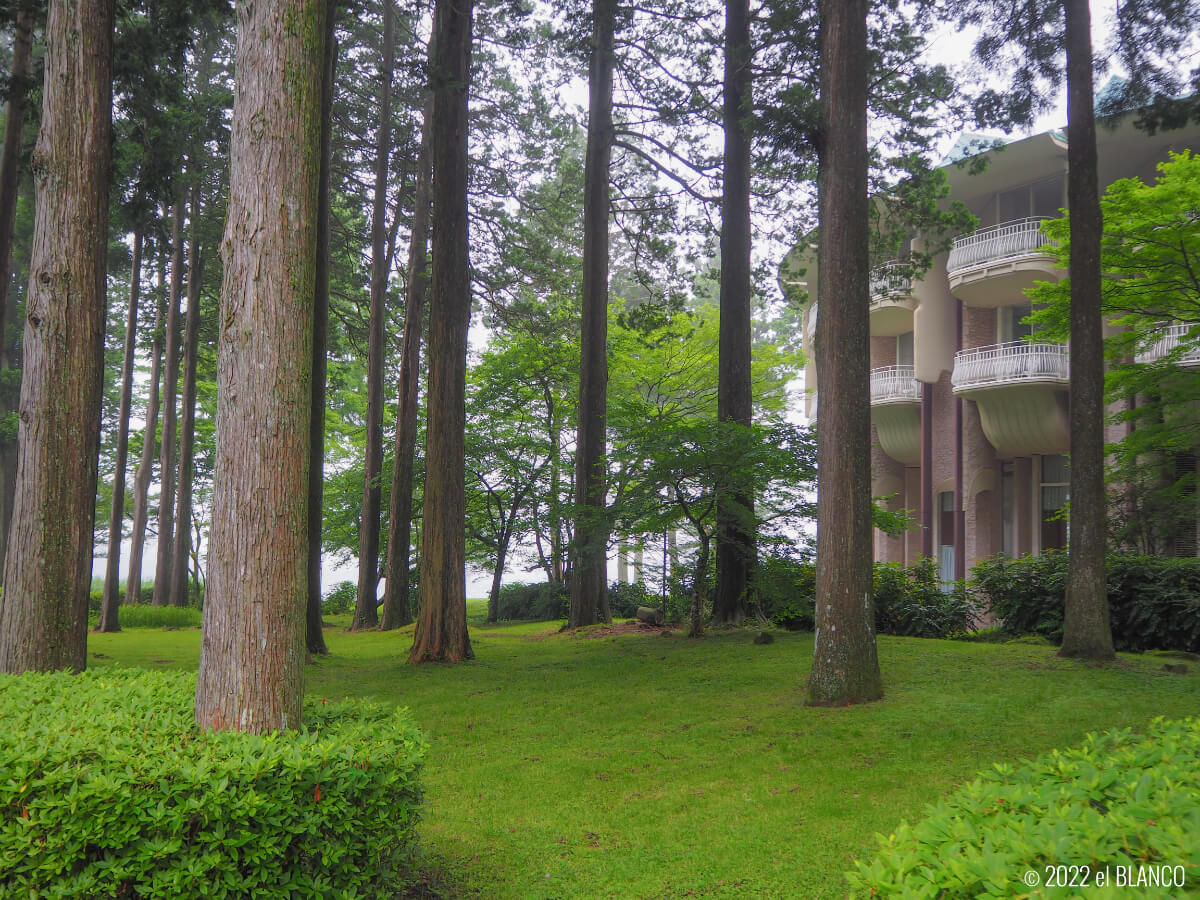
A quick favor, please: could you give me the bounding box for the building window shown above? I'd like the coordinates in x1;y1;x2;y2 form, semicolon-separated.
1001;460;1015;556
997;175;1064;222
998;301;1034;343
897;330;914;367
938;490;955;586
1041;454;1069;551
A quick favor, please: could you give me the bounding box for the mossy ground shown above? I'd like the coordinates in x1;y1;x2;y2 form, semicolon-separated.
90;602;1200;898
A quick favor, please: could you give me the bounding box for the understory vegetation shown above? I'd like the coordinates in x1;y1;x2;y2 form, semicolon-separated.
85;610;1200;899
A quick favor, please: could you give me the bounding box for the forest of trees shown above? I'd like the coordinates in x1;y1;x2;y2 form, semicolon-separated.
0;0;1196;728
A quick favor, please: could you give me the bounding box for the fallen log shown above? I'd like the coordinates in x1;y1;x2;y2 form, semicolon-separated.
636;606;665;627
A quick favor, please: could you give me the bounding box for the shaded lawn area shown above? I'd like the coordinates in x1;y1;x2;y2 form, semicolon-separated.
90;607;1200;899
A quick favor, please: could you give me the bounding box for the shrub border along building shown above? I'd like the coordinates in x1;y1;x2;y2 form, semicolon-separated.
847;717;1200;899
0;669;426;899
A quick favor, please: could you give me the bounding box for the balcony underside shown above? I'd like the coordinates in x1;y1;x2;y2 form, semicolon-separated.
959;383;1069;457
949;255;1063;307
869;297;916;337
872;401;920;465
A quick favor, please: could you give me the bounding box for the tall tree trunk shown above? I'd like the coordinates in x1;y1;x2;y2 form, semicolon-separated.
487;532;509;624
408;0;473;664
194;0;323;733
97;231;143;632
126;262;165;607
689;532;710;639
0;0;113;674
307;0;338;655
713;0;754;626
806;0;882;706
569;0;616;629
0;8;34;588
351;0;396;631
152;200;184;607
169;196;202;608
381;89;433;631
1059;0;1114;661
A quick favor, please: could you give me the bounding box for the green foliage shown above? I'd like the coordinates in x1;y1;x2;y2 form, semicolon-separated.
118;605;203;629
0;669;426;899
754;554;815;631
494;582;569;621
607;581;657;618
972;551;1200;652
321;580;357;615
848;717;1200;899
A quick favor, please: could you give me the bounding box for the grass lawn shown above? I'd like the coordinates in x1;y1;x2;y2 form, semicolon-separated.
90;604;1200;899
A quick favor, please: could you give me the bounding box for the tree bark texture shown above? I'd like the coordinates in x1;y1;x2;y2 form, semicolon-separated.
352;0;396;631
0;0;113;674
169;199;202;608
126;265;165;608
381;89;433;632
569;0;616;629
807;0;882;706
713;0;754;626
152;200;184;607
409;0;473;664
194;0;323;731
1059;0;1115;662
98;231;143;632
307;0;338;655
0;8;35;588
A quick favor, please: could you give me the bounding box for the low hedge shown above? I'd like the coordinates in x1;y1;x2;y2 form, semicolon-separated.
0;668;426;899
495;581;569;620
972;551;1200;651
847;717;1200;898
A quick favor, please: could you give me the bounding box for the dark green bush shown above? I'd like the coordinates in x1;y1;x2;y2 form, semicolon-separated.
874;558;978;638
496;581;569;621
755;555;815;631
848;717;1200;898
607;581;657;618
116;604;202;629
972;551;1200;652
0;668;426;899
322;579;357;615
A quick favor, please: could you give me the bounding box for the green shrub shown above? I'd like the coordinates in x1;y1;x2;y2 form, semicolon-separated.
0;668;426;899
607;581;657;618
496;581;568;621
971;551;1200;652
118;604;203;629
322;580;357;615
755;555;815;631
874;558;978;638
848;717;1200;899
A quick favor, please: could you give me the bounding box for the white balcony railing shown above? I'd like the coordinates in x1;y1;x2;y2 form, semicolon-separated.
947;217;1054;275
870;365;920;404
1135;323;1200;367
952;341;1069;392
869;262;912;302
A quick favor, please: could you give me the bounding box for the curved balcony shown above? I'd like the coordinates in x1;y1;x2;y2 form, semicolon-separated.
870;365;920;465
947;218;1063;307
869;262;916;337
952;341;1070;457
1135;323;1200;368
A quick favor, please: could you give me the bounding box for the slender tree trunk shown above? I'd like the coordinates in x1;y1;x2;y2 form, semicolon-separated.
169;197;202;608
0;9;34;587
689;532;710;639
713;0;754;626
806;0;882;706
351;0;396;631
0;0;113;674
307;0;337;655
408;0;473;664
1059;0;1114;661
487;534;508;624
97;231;143;632
194;0;323;732
126;263;165;607
569;0;616;629
381;89;433;631
152;200;184;606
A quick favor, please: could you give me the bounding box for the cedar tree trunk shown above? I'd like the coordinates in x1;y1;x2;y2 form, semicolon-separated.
126;264;165;607
0;8;34;586
409;0;473;664
381;89;433;631
307;0;337;655
569;0;616;629
194;0;323;732
806;0;882;706
152;200;184;606
98;231;142;632
713;0;754;625
352;0;396;631
0;0;113;674
1059;0;1115;661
